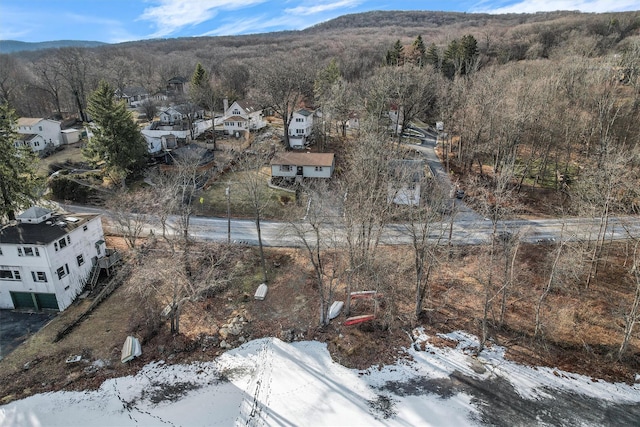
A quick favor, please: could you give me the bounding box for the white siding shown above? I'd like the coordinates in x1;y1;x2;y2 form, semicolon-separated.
0;216;105;311
302;165;332;178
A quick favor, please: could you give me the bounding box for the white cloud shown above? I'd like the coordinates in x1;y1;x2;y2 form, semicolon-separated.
285;0;363;16
474;0;640;13
200;15;294;36
139;0;267;38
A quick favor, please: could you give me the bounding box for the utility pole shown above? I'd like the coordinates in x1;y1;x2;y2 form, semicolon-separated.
225;185;231;244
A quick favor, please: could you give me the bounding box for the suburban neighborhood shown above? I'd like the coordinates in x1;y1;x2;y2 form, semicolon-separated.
1;5;640;426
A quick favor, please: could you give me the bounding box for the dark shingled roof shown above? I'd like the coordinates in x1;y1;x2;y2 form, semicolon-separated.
0;213;100;245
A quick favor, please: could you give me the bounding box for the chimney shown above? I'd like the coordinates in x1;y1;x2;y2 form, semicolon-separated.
223;98;229;114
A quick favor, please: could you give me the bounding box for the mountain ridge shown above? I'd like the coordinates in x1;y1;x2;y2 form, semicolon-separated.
0;39;106;54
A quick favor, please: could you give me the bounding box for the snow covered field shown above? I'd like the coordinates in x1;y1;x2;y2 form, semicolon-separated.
1;330;639;426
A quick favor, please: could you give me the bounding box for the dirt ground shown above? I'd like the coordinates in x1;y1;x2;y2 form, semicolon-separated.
1;233;639;405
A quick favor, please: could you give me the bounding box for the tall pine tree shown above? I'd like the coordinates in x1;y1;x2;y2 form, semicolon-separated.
410;35;427;67
83;80;147;186
386;40;405;66
0;102;39;221
190;62;209;107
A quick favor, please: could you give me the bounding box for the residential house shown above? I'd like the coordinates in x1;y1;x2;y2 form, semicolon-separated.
388;159;426;206
347;112;360;130
166;76;189;95
222;99;265;135
288;109;314;149
0;206;118;311
159;104;205;125
15;117;62;152
117;86;150;108
270;152;335;180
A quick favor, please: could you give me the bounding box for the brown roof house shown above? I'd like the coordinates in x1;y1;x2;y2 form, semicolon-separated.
270;152;335;181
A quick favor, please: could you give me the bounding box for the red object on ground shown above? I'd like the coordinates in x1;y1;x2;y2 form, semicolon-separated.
343;314;375;326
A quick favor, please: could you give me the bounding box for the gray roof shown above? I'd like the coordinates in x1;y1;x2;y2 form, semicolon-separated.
18;206;52;220
0;213;99;245
295;109;313;117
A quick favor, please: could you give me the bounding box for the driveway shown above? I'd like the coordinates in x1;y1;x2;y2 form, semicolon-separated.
0;310;56;360
406;126;482;221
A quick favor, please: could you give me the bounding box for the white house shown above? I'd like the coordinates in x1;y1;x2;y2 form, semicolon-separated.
0;206;111;311
223;100;265;135
347;112;360;130
388;159;426;206
15;118;62;152
270;152;335;180
159;104;205;125
288;109;314;149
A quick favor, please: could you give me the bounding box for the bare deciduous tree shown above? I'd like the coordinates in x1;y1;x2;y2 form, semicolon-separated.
252;54;315;148
235;151;272;282
289;180;343;326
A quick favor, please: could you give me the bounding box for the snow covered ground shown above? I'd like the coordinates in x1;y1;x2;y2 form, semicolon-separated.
1;330;639;426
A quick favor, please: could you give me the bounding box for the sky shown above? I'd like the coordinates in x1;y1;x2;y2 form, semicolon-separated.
0;0;639;44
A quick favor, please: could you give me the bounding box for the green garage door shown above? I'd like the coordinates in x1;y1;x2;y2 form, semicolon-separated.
35;293;59;310
10;292;36;310
10;292;59;310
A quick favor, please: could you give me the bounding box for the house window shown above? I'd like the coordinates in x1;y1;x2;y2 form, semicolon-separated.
77;254;84;266
0;270;21;280
38;126;42;131
280;165;292;172
315;166;323;172
232;109;240;115
0;247;3;255
34;141;40;147
296;129;304;135
58;237;67;250
296;118;303;122
21;247;40;257
83;225;88;231
31;271;47;282
57;264;69;280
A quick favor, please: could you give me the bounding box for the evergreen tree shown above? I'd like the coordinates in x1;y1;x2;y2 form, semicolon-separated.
442;35;479;78
425;43;440;69
191;62;207;88
411;35;427;67
386;39;405;66
0;102;39;221
83;80;147;185
315;58;341;103
190;62;209;107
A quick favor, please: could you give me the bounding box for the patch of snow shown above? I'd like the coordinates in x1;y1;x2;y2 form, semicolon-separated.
1;332;639;426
